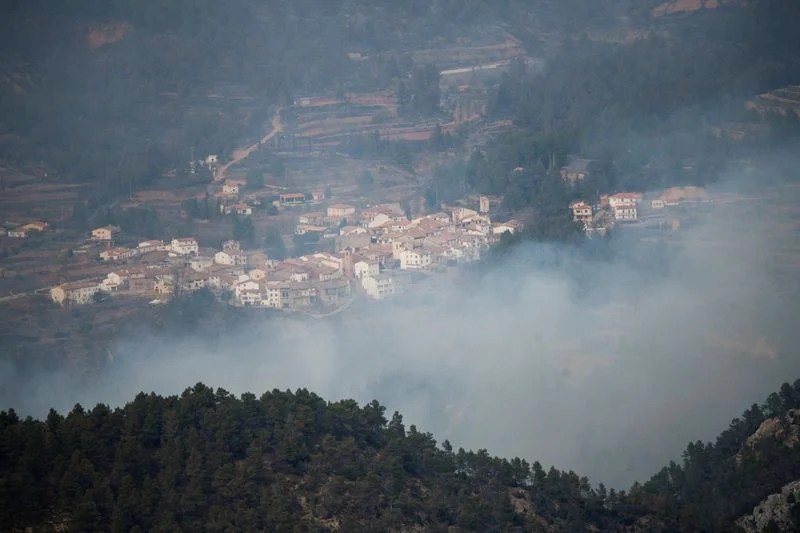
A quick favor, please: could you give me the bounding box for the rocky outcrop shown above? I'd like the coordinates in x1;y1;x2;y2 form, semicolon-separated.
746;86;800;119
736;480;800;532
650;0;747;18
736;409;800;464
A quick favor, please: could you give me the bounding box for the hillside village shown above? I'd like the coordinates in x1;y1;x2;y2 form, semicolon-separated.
3;146;723;315
44;189;521;312
39;173;719;313
0;21;787;317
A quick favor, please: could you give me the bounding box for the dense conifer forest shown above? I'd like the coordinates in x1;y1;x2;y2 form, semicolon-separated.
3;380;800;531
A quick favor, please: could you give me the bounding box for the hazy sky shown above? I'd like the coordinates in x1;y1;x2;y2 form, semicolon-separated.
2;171;799;489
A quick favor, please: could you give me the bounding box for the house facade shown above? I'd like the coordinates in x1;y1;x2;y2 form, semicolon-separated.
607;193;641;222
354;260;380;279
327;204;356;218
91;225;121;241
492;220;521;235
138;240;165;251
215;250;246;266
612;205;638;222
51;281;101;305
171;237;199;256
100;247;136;261
222;181;240;196
362;275;395;300
570;201;593;226
279;192;307;206
400;249;432;270
100;272;126;292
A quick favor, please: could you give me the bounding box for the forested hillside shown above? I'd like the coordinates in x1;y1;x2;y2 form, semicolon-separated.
452;0;800;238
3;379;800;531
4;0;794;210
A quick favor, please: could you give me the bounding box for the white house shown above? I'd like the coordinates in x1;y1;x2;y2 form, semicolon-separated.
367;213;391;229
50;281;101;305
189;255;215;271
215;249;247;266
238;289;263;306
362;274;395;300
100;247;135;262
400;249;432;270
223;203;253;216
327;203;356;218
570;201;593;226
221;181;241;196
171;237;199;256
91;225;121;241
100;272;126;292
340;225;367;237
278;192;307;206
154;274;175;295
138;240;165;251
492;220;521;235
234;279;261;304
612;205;638;222
606;192;641;208
248;268;267;281
354;259;380;279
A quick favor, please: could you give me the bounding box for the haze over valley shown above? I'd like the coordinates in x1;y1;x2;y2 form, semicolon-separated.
2;0;800;530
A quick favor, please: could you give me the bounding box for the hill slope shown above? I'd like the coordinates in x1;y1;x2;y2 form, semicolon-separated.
4;379;800;531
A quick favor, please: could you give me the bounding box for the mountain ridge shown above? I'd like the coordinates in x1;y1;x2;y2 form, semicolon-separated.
3;379;800;531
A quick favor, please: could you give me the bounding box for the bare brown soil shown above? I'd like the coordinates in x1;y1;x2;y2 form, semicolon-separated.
86;21;132;49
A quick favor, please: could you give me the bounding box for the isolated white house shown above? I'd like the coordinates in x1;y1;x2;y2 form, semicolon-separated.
91;225;120;241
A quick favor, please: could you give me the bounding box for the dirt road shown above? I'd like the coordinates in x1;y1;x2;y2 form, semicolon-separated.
216;107;283;181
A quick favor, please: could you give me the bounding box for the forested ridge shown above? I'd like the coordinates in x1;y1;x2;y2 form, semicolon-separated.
4;379;800;531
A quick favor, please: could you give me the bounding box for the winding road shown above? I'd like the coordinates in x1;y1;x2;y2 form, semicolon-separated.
216;107;284;181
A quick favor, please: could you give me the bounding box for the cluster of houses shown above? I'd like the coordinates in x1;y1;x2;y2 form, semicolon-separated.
215;178;327;218
49;199;522;309
568;193;642;236
2;220;49;238
569;186;709;235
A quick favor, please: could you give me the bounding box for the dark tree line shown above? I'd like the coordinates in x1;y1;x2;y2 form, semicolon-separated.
4;379;800;531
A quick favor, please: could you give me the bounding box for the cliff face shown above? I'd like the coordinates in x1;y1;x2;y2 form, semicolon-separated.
734;410;800;530
737;409;800;464
737;480;800;532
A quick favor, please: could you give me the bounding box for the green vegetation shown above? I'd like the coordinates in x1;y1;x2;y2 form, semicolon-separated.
231;216;255;249
245;168;265;190
2;0;798;247
399;64;441;117
466;0;800;217
3;379;800;530
263;227;287;261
